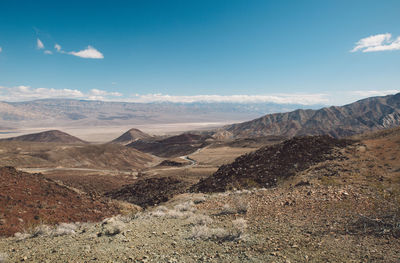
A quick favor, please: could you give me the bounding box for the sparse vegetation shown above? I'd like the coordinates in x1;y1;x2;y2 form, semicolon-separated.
219;204;236;215
101;217;126;236
188;214;213;226
0;252;7;263
192;194;207;204
53;223;78;236
190;218;247;241
14;222;81;240
190;225;229;240
217;196;248;215
1;124;400;262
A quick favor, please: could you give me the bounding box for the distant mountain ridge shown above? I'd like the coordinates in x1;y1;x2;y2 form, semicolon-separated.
0;130;87;144
223;93;400;138
0;99;323;129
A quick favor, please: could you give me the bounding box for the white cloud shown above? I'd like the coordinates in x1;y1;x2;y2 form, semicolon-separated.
2;85;397;105
351;33;400;52
351;90;399;97
0;85;123;101
0;85;83;101
37;42;103;59
0;86;329;104
69;46;104;59
37;38;45;49
54;43;62;52
0;47;2;53
125;93;329;105
89;89;122;97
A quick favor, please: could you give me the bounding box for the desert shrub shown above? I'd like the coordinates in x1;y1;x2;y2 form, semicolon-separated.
192;195;207;204
233;197;249;214
31;224;53;238
15;222;81;239
150;210;167;217
53;223;78;237
237;204;248;214
232;218;247;238
0;252;7;263
14;232;31;240
101;217;126;236
155;206;169;212
174;201;196;212
217;192;229;197
348;213;400;238
189;214;213;225
219;204;236;215
190;225;229;240
145;204;195;219
190;218;247;241
217;195;248;215
166;210;194;219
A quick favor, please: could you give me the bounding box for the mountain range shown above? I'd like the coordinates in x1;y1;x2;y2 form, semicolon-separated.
0;99;321;129
222;93;400;138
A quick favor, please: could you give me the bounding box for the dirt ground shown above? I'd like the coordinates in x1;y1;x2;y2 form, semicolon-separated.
0;128;399;262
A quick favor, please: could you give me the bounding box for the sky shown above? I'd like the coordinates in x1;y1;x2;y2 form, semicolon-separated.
0;0;399;105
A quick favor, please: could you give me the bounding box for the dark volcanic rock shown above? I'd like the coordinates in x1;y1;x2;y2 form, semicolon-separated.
105;177;189;207
157;160;185;167
127;133;211;158
190;135;355;193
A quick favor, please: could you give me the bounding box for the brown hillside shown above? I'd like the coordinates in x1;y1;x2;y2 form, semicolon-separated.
191;136;355;192
0;141;156;170
111;128;152;144
1;130;87;144
0;167;121;236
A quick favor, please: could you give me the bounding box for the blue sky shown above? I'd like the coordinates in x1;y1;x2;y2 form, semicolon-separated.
0;0;399;105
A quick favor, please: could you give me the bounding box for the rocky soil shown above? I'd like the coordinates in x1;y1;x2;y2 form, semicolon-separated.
0;167;123;237
106;177;190;207
191;135;355;192
0;128;399;262
127;133;211;158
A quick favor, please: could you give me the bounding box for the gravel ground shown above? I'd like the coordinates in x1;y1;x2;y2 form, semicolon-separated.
1;132;400;262
1;182;399;263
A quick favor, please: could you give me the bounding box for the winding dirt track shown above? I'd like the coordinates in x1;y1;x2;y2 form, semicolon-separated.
18;167;136;175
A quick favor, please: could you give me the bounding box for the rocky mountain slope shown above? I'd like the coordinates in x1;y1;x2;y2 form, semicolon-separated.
127;133;211;157
0;130;87;144
0;167;122;236
111;128;152;145
106;177;189;207
224;93;400;138
191;136;355;192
